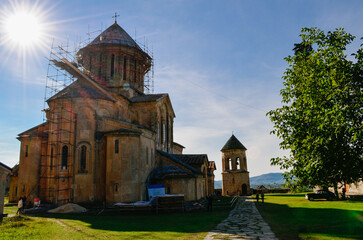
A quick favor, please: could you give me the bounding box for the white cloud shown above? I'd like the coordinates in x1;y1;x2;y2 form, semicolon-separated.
155;64;287;179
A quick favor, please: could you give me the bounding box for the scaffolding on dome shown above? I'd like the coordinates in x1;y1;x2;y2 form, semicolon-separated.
43;25;155;114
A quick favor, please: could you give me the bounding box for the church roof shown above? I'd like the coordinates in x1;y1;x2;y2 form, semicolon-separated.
0;162;12;172
17;122;49;139
221;134;247;151
172;154;208;166
130;94;167;103
149;165;197;180
49;80;114;102
89;22;141;50
157;150;203;175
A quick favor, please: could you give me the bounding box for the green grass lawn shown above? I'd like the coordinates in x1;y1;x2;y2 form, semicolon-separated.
1;196;232;240
255;193;363;240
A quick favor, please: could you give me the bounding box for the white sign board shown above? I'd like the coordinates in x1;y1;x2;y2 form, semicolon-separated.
148;184;165;198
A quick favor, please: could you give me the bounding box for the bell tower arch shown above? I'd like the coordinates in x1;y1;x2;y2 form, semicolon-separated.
221;134;250;196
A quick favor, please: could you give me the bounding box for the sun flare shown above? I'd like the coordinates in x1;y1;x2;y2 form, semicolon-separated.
0;0;54;61
5;10;43;47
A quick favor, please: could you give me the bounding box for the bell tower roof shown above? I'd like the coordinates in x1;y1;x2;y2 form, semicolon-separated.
221;134;247;151
89;22;141;50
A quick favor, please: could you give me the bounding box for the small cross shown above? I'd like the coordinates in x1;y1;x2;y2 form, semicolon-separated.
112;12;120;23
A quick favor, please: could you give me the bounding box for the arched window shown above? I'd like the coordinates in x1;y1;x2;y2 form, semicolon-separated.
229;158;232;170
123;57;127;80
98;54;102;76
80;146;87;171
225;158;230;170
110;54;115;77
25;145;29;157
61;145;68;170
146;147;149;165
115;183;119;193
162;122;166;145
160;121;163;145
115;139;119;154
236;157;240;170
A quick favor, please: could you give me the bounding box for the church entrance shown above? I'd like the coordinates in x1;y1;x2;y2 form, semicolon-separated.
242;184;247;195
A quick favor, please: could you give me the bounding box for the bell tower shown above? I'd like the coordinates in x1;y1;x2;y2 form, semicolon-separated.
221;134;250;196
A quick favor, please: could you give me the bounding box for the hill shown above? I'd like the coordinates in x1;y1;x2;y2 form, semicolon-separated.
214;172;285;189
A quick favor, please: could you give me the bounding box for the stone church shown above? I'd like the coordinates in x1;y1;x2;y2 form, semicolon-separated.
9;21;215;204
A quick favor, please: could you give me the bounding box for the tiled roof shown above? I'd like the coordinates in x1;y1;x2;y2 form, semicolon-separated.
50;80;114;102
172;154;208;166
0;162;11;171
173;142;185;149
149;165;196;180
18;122;48;137
130;94;167;103
221;134;247;151
96;128;142;139
89;22;142;50
157;150;203;175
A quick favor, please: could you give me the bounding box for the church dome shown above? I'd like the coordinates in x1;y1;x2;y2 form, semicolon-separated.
76;21;151;94
89;22;142;50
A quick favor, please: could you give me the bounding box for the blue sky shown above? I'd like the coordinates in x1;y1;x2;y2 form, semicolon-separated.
1;0;363;180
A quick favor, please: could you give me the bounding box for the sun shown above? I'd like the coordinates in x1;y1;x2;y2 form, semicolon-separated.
0;0;53;59
4;10;43;47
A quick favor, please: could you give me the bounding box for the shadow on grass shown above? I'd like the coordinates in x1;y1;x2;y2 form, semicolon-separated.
32;209;230;233
264;194;306;197
256;202;363;240
28;198;233;234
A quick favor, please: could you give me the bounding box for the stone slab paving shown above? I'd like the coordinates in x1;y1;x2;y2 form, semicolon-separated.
204;197;278;240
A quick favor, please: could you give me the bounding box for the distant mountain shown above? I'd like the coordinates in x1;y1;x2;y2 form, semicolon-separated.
214;172;285;189
215;180;222;188
250;173;285;188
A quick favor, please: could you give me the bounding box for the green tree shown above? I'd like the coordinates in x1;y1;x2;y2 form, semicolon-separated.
267;27;363;197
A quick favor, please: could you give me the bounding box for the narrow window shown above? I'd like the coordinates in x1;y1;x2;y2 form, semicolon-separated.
15;186;18;196
166;117;169;149
134;59;137;81
89;56;92;72
151;148;154;166
110;54;115;77
236;157;240;170
115;184;119;193
229;158;232;170
115;139;119;154
159;122;163;144
157;124;160;145
146;147;149;165
162;123;166;145
22;185;25;193
61;145;68;170
123;57;127;80
25;145;28;157
50;148;54;171
98;54;102;76
80;146;87;171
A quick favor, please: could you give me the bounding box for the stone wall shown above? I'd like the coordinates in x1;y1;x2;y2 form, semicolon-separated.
222;171;250;196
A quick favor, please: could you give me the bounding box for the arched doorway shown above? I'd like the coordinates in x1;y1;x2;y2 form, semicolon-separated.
242;184;247;195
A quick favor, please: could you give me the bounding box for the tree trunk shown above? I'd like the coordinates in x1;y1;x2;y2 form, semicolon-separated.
333;183;339;199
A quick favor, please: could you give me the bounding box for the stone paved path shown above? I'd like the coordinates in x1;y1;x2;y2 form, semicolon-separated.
204;197;277;240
